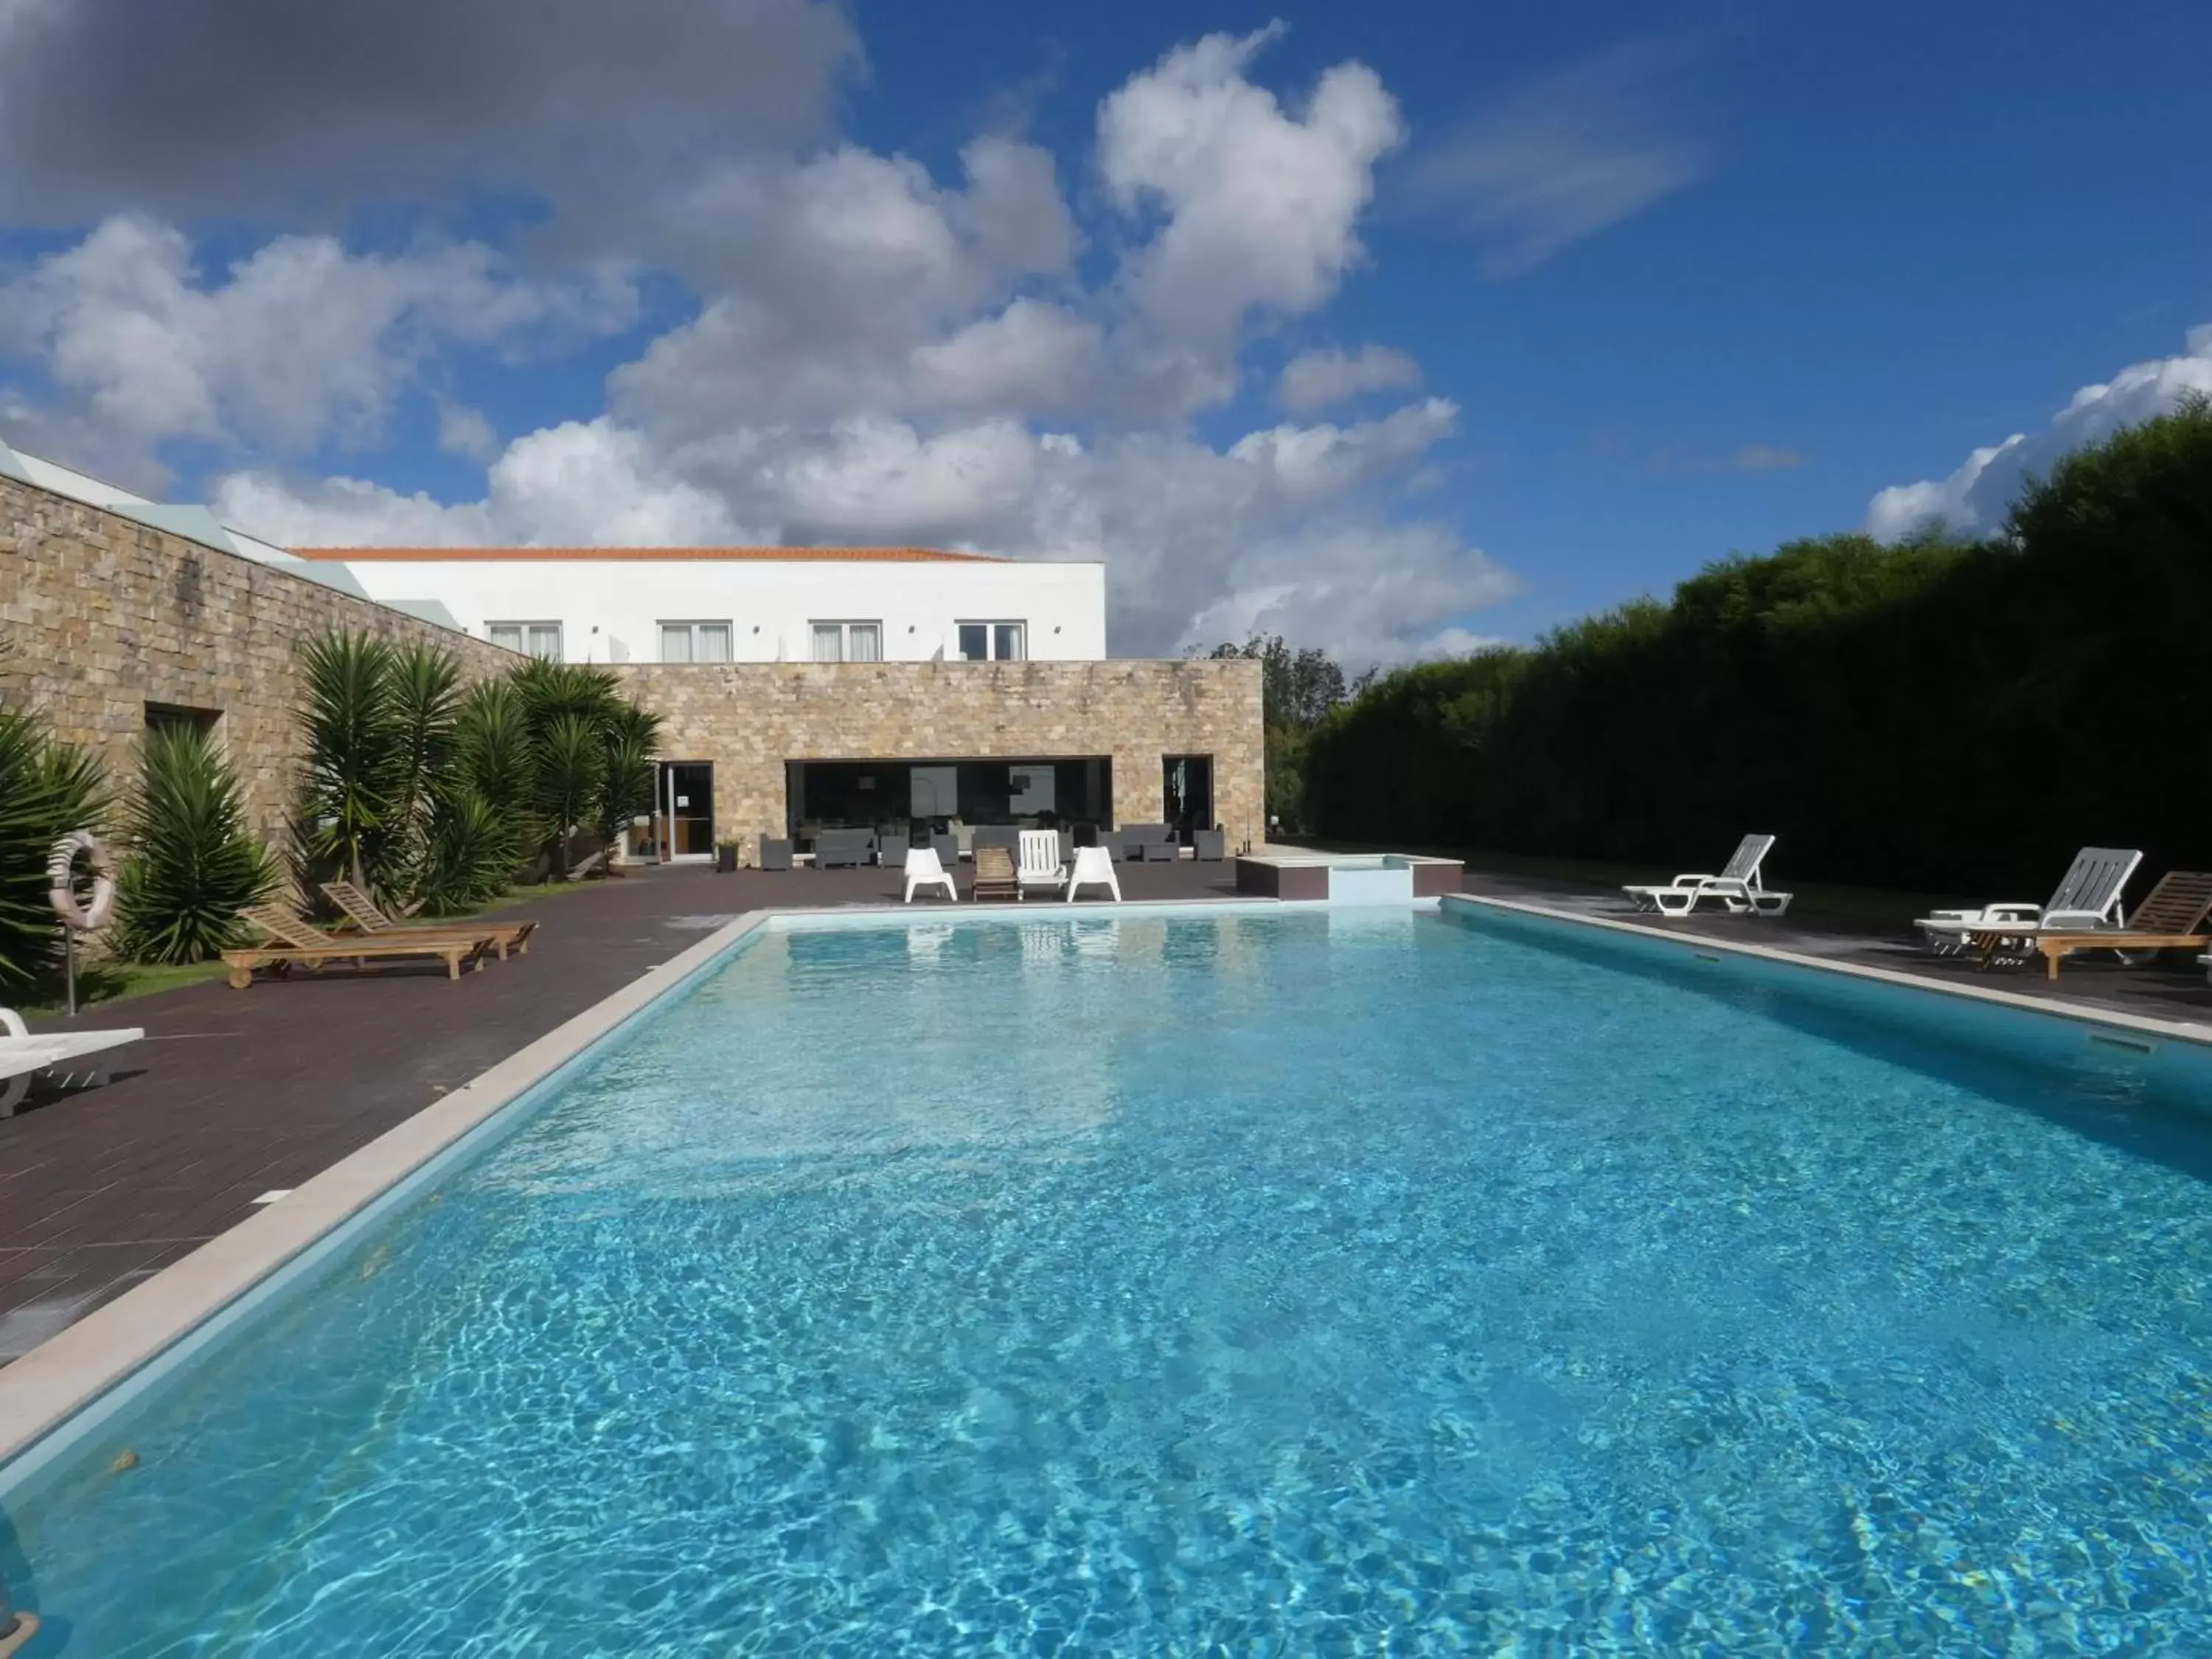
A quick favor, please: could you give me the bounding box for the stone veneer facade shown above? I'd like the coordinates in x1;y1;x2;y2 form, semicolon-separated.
1;473;512;841
4;473;1265;851
615;660;1265;854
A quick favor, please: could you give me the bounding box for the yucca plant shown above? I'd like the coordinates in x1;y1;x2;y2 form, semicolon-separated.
456;677;537;825
596;700;665;861
296;630;401;896
0;703;109;994
386;642;462;891
532;714;606;879
114;726;282;964
416;789;518;915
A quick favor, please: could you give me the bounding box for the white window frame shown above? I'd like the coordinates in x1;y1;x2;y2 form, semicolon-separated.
956;620;1027;661
659;620;733;664
489;620;563;661
810;620;883;663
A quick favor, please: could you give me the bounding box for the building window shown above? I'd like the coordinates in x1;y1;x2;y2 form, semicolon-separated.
810;621;883;663
659;621;732;664
145;702;221;737
489;621;563;660
957;621;1026;661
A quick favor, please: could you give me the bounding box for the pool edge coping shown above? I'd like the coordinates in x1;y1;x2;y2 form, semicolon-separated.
0;892;1422;1472
1444;893;2212;1049
0;905;782;1470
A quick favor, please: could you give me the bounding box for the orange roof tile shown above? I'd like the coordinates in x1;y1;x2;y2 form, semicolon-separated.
291;545;999;563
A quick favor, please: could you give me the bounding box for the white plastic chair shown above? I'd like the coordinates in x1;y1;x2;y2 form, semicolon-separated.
1622;834;1792;917
1018;830;1067;896
903;845;957;904
1066;845;1121;902
1;1006;144;1117
1913;846;2140;955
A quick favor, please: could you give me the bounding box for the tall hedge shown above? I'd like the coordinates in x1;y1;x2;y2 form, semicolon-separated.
1304;399;2212;894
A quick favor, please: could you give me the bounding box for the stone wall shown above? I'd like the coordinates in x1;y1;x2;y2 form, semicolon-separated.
2;473;1266;853
0;473;512;839
615;659;1267;852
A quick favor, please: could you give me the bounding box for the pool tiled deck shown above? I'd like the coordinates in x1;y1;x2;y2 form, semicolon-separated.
6;856;2210;1363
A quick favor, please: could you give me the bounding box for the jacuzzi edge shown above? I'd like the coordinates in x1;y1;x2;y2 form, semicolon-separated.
1441;893;2212;1051
0;905;786;1482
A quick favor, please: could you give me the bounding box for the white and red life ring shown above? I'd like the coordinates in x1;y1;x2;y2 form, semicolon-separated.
47;830;116;932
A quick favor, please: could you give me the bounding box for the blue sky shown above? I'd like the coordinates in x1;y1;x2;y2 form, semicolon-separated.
1;0;2207;658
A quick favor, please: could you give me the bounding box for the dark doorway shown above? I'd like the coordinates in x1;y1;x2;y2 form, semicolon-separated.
653;761;715;860
1163;754;1214;843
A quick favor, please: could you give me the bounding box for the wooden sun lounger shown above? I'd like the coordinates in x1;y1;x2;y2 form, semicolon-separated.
972;844;1021;902
2025;870;2212;980
320;880;539;959
223;904;497;988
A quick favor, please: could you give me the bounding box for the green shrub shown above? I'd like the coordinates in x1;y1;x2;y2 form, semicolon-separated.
115;725;283;964
0;702;108;993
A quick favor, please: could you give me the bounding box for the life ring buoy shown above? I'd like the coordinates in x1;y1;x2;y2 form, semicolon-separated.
48;830;116;932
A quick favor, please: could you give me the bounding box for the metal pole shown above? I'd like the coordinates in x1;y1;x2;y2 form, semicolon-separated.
65;926;77;1018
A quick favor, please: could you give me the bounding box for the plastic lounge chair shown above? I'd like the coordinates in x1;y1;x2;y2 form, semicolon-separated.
1194;829;1226;861
225;905;494;988
2027;870;2212;979
1622;834;1792;917
973;844;1021;902
759;835;793;872
904;845;956;903
1913;846;2141;955
319;880;538;959
1;1006;143;1118
1018;830;1068;897
1067;846;1122;902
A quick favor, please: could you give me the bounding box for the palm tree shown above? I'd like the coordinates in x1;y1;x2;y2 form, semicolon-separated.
532;714;606;879
596;700;666;867
296;631;400;895
0;701;108;994
116;725;282;963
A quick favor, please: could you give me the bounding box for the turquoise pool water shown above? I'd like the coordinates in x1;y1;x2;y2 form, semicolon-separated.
8;908;2212;1654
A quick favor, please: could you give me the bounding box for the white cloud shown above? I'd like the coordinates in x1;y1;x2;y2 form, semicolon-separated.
215;418;742;548
1279;344;1422;412
13;26;1517;666
215;397;1502;663
1099;27;1404;355
1867;324;2212;540
1408;40;1706;276
0;215;636;479
434;400;499;463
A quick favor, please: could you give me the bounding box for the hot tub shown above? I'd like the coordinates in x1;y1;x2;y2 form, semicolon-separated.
1234;851;1464;903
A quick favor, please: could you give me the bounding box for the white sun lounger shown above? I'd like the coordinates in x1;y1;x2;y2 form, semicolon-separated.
1913;846;2140;955
1;1007;144;1117
1622;833;1792;917
1017;830;1067;897
1066;845;1122;902
902;844;957;903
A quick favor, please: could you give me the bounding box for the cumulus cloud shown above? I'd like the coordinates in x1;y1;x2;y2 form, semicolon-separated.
0;215;636;481
0;0;858;223
1279;344;1422;412
215;419;744;549
1099;27;1404;358
7;21;1515;664
1408;39;1707;276
1867;324;2212;540
214;397;1506;663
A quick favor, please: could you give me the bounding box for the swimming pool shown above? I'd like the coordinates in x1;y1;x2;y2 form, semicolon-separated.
7;904;2212;1653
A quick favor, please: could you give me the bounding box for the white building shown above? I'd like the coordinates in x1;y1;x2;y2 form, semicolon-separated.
0;438;1108;663
291;546;1107;664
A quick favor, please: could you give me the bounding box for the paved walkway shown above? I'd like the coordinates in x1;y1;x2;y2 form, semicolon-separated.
0;857;1241;1360
7;854;2208;1360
